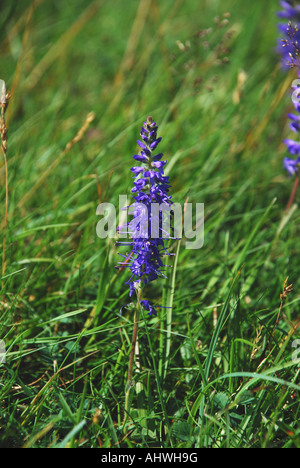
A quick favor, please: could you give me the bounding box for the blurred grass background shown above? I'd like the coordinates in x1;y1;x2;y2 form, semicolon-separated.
0;0;299;448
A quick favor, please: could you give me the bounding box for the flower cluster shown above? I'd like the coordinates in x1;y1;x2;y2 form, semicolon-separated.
283;73;300;175
116;116;173;315
277;1;300;68
276;3;300;176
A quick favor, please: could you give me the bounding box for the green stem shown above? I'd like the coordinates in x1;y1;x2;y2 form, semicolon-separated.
285;175;299;212
163;239;181;381
123;288;141;431
139;297;174;447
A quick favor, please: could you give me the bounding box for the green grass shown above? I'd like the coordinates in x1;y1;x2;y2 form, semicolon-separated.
0;0;300;448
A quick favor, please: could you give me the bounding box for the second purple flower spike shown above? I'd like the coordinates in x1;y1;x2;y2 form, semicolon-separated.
277;1;300;68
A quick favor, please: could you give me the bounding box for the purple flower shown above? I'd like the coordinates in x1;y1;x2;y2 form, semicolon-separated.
116;116;175;312
278;1;300;20
277;1;300;68
284;138;300;154
283;70;300;176
137;139;148;151
140;300;157;316
133;153;148;162
283;156;300;174
287;112;300;132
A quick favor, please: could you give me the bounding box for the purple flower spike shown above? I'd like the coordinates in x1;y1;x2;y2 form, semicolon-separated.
116;116;175;315
277;1;300;69
283;70;300;177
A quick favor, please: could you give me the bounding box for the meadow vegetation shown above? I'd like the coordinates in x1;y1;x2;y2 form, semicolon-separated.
0;0;299;448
